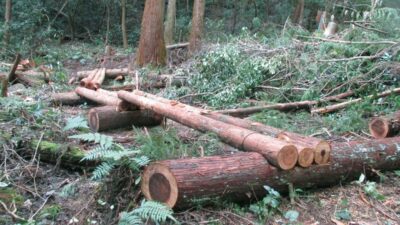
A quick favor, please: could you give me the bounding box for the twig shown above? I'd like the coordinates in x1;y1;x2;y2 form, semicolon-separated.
297;36;398;45
29;194;51;221
0;200;25;221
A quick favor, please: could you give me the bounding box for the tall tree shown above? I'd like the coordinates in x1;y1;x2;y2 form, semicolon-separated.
136;0;166;67
164;0;176;45
188;0;205;53
292;0;305;25
3;0;12;47
121;0;128;49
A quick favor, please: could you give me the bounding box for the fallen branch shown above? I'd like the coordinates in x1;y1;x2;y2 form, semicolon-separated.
311;88;400;114
298;36;398;45
216;90;354;117
51;91;85;106
166;42;189;50
7;54;21;83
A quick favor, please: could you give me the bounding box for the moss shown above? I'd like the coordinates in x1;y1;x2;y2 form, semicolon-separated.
0;188;24;205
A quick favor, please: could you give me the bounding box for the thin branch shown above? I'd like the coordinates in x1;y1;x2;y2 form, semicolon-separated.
297;36;398;45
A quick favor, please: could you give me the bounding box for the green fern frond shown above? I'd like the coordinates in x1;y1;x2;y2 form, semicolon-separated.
82;147;115;161
373;7;400;20
63;116;89;131
118;212;142;225
128;155;150;171
69;133;113;149
91;161;116;180
133;200;177;223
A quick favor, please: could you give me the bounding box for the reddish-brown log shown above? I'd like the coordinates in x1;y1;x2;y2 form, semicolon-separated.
132;90;326;166
142;137;400;208
141;152;272;208
75;87;131;111
118;90;298;170
88;106;162;132
369;111;400;139
51;91;84;106
80;68;98;88
91;68;106;90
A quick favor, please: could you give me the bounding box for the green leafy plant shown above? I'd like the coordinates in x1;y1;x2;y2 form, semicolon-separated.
249;185;281;221
118;200;178;225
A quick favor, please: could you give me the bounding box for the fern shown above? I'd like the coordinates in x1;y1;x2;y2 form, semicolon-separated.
91;161;116;180
63;116;89;131
118;212;142;225
118;200;177;225
69;133;113;149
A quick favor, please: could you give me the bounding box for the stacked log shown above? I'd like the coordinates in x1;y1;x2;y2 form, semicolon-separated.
369;111;400;139
130;90;328;166
142;137;400;208
118;90;299;170
75;87;135;111
80;68;106;90
88;106;162;132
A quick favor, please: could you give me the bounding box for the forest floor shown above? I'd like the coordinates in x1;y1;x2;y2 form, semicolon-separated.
1;36;400;225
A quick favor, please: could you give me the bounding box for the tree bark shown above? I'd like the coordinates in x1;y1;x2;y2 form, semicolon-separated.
7;53;21;84
88;106;162;132
188;0;206;53
136;0;167;67
291;0;304;25
369;111;400;139
164;0;176;45
24;140;97;169
51;91;85;106
118;90;299;170
142;137;400;208
3;0;12;48
141;152;272;208
75;87;135;112
121;0;128;49
132;90;327;166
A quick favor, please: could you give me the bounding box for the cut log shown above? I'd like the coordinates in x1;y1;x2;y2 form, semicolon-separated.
324;21;338;37
23;140;96;169
142;137;400;208
369;111;400;139
311;88;400;114
77;68;129;79
216;90;354;117
166;42;189;50
15;73;46;86
132;90;328;166
75;87;136;111
118;90;299;170
51;91;84;106
141;152;272;208
91;67;106;90
88;106;162;132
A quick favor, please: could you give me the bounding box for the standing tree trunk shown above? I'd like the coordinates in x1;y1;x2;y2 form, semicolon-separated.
164;0;176;45
136;0;167;67
188;0;206;53
121;0;128;49
3;0;12;47
292;0;304;25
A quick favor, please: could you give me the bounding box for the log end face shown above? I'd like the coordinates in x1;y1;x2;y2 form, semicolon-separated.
315;141;331;165
88;109;100;132
298;147;315;168
277;145;298;170
369;118;389;139
141;163;178;208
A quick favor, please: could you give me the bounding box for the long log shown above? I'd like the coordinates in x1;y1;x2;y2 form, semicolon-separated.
311;88;400;114
118;90;299;170
75;87;134;111
142;137;400;208
216;90;354;117
88;106;162;132
132;90;325;166
51;91;85;106
77;68;129;79
369;111;400;139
